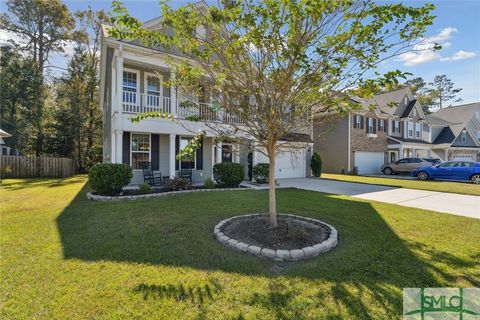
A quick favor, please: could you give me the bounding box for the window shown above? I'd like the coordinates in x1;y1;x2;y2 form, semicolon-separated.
146;74;161;107
408;158;423;163
415;123;421;138
354;115;361;128
146;75;161;96
396;159;409;164
379;119;385;131
394;120;400;133
407;122;414;137
123;71;138;104
477;130;480;139
180;137;196;169
367;118;374;133
461;130;467;142
131;133;150;169
438;162;455;168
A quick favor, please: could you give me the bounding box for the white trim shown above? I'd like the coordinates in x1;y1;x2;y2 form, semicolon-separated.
123;68;140;94
130;132;151;169
144;71;163;97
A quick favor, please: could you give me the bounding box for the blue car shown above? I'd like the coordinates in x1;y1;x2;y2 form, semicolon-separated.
411;161;480;184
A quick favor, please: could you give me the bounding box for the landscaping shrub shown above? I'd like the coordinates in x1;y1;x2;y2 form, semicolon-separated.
213;162;244;187
311;152;322;177
88;163;132;195
164;177;192;191
203;178;216;189
139;182;153;194
253;163;269;183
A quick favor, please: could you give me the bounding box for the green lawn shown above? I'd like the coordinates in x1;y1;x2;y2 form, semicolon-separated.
1;176;479;319
321;173;480;196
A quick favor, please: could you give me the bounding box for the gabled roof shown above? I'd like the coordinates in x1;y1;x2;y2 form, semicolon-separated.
428;103;480;125
401;99;417;118
371;87;411;116
432;127;456;144
425;115;451;126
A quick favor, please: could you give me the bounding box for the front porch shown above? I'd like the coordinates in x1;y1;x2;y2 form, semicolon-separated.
110;131;248;185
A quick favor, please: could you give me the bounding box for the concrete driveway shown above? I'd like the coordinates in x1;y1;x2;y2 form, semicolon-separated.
276;178;480;219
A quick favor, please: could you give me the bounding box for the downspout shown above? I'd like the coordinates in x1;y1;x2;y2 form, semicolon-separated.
347;114;351;171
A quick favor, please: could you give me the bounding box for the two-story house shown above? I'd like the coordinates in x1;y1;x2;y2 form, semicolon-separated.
314;87;480;175
99;8;312;185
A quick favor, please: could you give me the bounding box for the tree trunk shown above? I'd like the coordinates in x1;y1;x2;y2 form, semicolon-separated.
267;145;277;227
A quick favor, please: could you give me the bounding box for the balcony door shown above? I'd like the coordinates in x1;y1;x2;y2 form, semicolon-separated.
123;69;139;112
144;73;163;111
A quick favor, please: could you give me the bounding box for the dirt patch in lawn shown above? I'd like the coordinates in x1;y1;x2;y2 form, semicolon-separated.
221;215;330;250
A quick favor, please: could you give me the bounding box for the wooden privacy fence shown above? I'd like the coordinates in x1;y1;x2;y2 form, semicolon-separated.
0;156;75;178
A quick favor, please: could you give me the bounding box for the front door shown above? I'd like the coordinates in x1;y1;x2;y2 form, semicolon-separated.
388;151;398;163
222;144;233;162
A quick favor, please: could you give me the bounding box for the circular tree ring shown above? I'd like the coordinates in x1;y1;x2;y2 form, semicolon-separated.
213;214;338;261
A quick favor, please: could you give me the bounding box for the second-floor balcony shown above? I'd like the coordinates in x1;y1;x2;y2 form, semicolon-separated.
121;91;243;124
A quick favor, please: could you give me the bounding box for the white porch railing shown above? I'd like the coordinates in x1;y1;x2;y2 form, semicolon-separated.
122;91;243;124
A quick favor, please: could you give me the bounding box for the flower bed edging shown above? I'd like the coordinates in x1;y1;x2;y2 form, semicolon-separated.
214;213;338;262
86;187;252;201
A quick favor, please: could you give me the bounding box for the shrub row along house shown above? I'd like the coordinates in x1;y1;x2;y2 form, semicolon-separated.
315;87;480;175
99;7;313;185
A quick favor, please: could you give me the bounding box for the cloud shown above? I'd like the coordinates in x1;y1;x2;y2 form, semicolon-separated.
397;51;441;66
440;50;477;61
396;27;476;66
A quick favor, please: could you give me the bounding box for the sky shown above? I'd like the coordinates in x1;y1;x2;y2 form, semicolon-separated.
1;0;479;104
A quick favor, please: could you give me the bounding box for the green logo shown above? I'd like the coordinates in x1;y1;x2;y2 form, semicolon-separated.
403;288;480;319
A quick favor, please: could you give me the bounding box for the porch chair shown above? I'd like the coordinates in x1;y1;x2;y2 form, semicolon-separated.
139;162;162;186
178;169;193;182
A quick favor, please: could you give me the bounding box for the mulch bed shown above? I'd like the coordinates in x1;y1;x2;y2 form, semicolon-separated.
92;185;246;197
221;215;330;250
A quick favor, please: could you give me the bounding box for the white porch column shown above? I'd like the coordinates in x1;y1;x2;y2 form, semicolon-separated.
412;148;416;157
216;142;222;164
115;49;124;114
170;71;177;115
111;132;116;163
169;134;176;178
115;130;123;164
399;145;404;159
445;148;449;161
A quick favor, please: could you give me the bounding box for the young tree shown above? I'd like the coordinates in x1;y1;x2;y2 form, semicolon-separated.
429;74;462;109
110;0;436;227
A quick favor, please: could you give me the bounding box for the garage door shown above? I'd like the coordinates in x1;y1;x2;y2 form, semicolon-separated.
256;148;307;178
451;154;476;161
354;152;384;175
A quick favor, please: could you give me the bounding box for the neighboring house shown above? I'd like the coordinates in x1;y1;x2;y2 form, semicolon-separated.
427;103;480;162
314;87;480;175
99;7;312;185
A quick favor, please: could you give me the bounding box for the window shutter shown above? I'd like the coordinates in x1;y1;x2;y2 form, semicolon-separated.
373;119;377;133
365;117;369;133
122;132;130;165
360;116;364;129
175;136;179;170
353;115;357;128
151;134;159;170
384;120;388;133
196;140;203;170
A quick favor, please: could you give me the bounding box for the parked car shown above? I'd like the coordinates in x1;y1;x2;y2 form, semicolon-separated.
381;158;440;175
411;161;480;184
